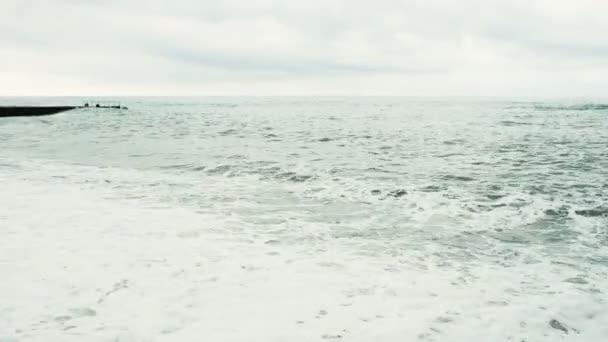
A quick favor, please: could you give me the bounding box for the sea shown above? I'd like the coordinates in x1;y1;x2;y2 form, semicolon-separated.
1;97;607;341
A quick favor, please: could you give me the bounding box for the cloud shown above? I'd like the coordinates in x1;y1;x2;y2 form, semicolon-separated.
0;0;607;95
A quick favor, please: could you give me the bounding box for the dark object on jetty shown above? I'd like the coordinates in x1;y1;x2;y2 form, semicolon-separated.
0;106;77;117
83;102;123;109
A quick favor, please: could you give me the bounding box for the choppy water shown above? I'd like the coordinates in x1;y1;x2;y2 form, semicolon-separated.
1;97;607;341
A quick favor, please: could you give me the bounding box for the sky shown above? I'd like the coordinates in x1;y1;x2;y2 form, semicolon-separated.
1;0;607;96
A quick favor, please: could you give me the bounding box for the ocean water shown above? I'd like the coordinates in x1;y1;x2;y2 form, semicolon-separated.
1;97;607;341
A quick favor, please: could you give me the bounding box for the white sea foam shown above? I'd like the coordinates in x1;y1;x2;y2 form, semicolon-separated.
1;159;607;342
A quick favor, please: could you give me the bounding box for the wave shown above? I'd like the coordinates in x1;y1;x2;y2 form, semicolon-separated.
534;103;608;111
192;163;315;183
499;120;534;126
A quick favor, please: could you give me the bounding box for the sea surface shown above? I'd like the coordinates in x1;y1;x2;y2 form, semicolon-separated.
1;97;607;341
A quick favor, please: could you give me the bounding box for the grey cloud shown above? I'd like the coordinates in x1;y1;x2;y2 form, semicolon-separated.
1;0;607;95
151;45;444;78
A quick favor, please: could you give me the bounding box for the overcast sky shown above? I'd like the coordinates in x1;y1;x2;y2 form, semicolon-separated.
1;0;607;96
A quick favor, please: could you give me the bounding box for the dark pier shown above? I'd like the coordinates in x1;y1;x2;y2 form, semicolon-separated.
0;106;77;118
0;102;126;118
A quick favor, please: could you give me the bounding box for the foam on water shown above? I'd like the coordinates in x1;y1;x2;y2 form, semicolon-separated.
0;97;607;341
